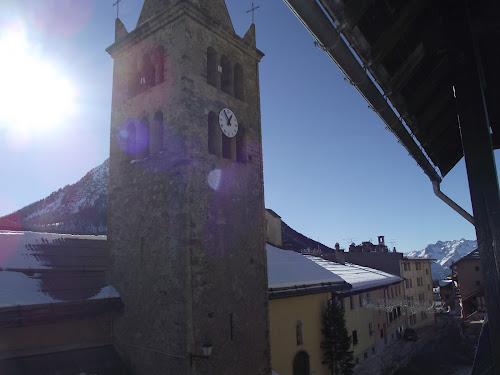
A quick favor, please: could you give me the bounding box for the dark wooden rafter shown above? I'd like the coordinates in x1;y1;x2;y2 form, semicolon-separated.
388;42;425;92
415;87;453;132
343;0;376;29
406;56;450;114
371;0;430;66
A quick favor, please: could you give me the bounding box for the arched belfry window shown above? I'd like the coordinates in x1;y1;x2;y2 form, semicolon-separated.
220;55;233;95
222;134;235;160
127;122;137;161
151;111;164;154
208;111;221;156
236;123;246;163
293;351;310;375
140;54;155;90
128;62;140;98
152;46;164;85
139;117;150;159
207;47;218;87
234;63;244;101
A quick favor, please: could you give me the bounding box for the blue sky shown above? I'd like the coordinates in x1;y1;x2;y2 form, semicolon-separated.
1;0;496;252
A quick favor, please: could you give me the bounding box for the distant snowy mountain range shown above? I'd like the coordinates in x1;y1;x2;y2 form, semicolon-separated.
0;160;108;234
0;158;476;280
408;239;477;280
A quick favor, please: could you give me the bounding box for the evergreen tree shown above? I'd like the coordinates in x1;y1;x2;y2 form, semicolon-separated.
321;298;355;375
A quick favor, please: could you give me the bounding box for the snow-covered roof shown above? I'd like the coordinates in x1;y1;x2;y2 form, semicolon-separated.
0;231;118;310
0;230;106;270
304;256;404;291
0;271;119;308
267;244;345;289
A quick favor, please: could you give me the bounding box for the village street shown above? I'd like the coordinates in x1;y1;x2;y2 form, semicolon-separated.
354;314;481;375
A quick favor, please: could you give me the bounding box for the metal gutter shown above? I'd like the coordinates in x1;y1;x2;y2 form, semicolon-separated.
432;181;474;225
283;0;441;183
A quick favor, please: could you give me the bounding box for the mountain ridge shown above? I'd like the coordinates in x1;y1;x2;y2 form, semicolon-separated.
0;159;476;280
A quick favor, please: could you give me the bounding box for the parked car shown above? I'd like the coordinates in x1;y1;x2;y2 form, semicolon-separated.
404;328;417;341
434;301;448;313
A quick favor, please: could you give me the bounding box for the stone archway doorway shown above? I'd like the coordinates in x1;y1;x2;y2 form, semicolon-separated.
293;351;310;375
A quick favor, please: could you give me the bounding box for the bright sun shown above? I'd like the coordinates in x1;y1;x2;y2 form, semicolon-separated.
0;26;76;132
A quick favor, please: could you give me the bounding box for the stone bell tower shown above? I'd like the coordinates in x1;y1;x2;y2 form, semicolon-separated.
106;1;270;374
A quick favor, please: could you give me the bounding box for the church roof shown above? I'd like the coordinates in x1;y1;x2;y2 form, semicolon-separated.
137;0;235;33
0;231;120;323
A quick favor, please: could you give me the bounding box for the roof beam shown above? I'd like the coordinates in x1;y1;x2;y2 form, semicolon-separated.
406;56;450;114
283;0;441;182
388;43;425;92
371;0;429;66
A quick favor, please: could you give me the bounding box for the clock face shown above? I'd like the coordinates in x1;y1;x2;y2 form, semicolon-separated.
218;108;238;138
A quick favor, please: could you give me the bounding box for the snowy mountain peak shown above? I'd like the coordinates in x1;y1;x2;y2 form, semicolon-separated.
0;159;109;234
408;239;477;279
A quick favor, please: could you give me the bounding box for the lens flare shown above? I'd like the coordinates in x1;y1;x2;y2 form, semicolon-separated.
207;169;222;191
115;119;150;156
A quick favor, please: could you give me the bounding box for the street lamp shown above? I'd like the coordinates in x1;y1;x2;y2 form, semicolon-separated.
190;342;212;366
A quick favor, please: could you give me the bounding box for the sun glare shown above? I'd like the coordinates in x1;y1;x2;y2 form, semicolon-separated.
0;25;76;132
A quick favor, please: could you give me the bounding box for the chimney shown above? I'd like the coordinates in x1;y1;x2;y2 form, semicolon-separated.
378;235;385;245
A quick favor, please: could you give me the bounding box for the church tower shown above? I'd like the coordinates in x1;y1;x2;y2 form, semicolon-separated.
106;1;270;374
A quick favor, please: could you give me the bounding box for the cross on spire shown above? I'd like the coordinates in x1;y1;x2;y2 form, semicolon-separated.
246;2;260;24
113;0;123;19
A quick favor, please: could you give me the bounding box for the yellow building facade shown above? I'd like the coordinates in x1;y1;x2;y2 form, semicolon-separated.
268;245;405;374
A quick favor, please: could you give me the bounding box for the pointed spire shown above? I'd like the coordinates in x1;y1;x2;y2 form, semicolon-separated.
243;23;256;47
137;0;234;33
115;17;128;42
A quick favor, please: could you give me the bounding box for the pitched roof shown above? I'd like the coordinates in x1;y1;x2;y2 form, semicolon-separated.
267;244;346;289
0;231;119;313
267;244;403;296
305;256;403;291
137;0;235;33
452;248;480;267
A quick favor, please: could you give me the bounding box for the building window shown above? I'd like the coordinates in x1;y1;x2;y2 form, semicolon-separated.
151;111;164;154
234;62;244;101
403;263;407;271
416;262;421;271
397;307;401;317
352;330;358;346
428;284;431;290
222;133;235;160
476;280;481;286
140;53;155;91
426;268;429;275
139;117;150;159
405;279;410;289
220;55;233;94
350;295;355;309
207;47;218;87
127;121;137;161
369;322;373;336
296;320;303;345
410;279;413;288
208;111;221;156
236;123;246;163
359;293;363;307
475;266;480;271
389;312;393;322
